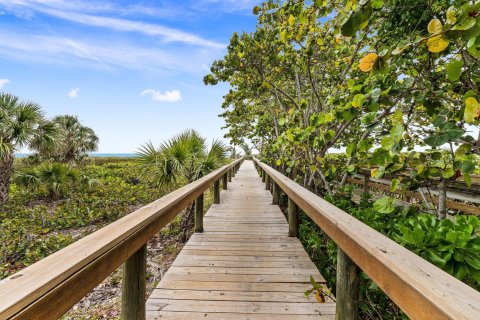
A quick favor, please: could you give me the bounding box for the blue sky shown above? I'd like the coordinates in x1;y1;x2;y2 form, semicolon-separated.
0;0;260;152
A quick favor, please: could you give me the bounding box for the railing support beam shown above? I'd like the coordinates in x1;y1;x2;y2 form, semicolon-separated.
223;173;228;190
265;174;270;191
214;180;220;204
121;244;146;320
272;182;280;205
288;197;299;237
195;193;204;233
363;174;370;195
336;249;360;320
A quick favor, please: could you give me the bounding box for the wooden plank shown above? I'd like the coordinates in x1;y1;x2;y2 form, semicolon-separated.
167;266;321;276
149;289;319;303
146;299;336;315
146;311;335;320
172;260;319;269
254;158;480;320
156;279;323;292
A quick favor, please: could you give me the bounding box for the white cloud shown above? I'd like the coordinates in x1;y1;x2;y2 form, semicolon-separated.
141;89;181;102
67;87;80;98
0;79;10;88
0;31;220;74
0;1;224;49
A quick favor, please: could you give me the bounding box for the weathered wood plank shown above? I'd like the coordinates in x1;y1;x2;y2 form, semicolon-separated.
146;311;335;320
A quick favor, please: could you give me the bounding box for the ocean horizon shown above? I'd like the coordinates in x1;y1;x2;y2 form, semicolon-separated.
16;153;137;158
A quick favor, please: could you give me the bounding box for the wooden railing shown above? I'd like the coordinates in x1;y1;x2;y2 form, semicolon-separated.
253;157;480;320
0;158;243;320
347;174;480;216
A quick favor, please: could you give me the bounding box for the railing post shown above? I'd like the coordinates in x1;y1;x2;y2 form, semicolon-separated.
262;169;266;183
214;180;220;204
363;174;370;195
336;249;360;320
288;197;299;237
223;172;228;190
228;170;232;182
272;182;280;205
265;174;270;191
122;244;146;320
195;193;204;233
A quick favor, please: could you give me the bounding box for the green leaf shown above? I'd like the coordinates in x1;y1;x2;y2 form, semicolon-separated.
442;168;455;179
371;148;390;165
346;142;356;156
424;134;449;147
390;178;400;192
373;196;396;213
452;17;476;31
446;60;463;81
371;0;383;9
465;256;480;270
426;249;447;268
361;112;377;125
464;173;472;188
341;4;373;37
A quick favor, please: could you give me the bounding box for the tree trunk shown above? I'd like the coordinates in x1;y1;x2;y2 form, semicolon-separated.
0;154;14;205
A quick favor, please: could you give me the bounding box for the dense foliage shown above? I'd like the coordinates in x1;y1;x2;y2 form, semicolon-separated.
0;93;98;205
205;0;480;318
0;158;164;279
205;0;480;217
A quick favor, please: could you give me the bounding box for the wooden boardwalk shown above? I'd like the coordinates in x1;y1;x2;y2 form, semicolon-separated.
146;160;335;319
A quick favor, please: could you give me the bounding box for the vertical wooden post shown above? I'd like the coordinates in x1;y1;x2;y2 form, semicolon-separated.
363;174;370;195
223;173;228;190
272;182;280;205
262;170;266;183
288;198;299;237
122;245;146;320
195;193;204;233
228;170;232;182
265;174;270;190
213;180;220;204
336;249;360;320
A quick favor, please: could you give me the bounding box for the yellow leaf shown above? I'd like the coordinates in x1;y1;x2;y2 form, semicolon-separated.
428;19;443;34
335;35;342;44
465;97;480;124
426;35;449;53
315;290;325;303
288;15;295;26
359;53;378;72
446;7;457;24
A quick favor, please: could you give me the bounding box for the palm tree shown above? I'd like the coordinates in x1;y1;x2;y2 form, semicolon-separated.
137;129;228;235
37;115;99;162
0;93;57;204
15;162;80;199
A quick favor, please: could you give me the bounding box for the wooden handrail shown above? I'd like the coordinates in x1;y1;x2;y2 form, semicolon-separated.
253;157;480;320
347;176;480;215
0;157;243;320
